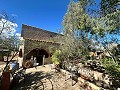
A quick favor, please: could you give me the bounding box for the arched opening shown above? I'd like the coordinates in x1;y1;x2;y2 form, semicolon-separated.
25;48;49;65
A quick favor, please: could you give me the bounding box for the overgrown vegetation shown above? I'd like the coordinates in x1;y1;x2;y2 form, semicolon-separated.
52;50;60;65
100;57;120;77
55;0;120;78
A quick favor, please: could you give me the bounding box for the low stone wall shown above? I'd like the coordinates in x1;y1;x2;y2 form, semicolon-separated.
60;69;101;90
59;63;120;90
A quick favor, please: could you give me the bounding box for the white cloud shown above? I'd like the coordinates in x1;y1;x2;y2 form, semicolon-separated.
0;19;18;38
15;33;21;39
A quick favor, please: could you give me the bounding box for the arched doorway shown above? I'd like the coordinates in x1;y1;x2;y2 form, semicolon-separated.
36;49;49;65
25;48;49;65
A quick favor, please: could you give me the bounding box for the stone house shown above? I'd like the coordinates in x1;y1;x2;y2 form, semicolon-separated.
19;24;62;66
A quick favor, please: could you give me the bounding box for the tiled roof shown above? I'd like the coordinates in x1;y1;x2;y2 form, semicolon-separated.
21;24;62;41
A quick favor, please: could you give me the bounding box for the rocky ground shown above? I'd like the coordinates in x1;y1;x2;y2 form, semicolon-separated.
10;65;83;90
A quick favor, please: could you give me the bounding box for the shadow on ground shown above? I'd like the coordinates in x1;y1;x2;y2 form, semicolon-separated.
10;71;54;90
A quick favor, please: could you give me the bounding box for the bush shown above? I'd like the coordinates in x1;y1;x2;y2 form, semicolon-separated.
51;50;60;65
101;57;120;77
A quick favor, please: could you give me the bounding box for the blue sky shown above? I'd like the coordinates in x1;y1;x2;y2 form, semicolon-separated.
0;0;70;34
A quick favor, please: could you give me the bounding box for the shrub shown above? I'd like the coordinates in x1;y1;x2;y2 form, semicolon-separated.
51;50;60;65
101;57;120;77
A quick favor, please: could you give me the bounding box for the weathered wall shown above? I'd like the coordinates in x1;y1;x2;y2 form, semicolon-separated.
44;57;52;64
23;39;60;65
24;39;60;55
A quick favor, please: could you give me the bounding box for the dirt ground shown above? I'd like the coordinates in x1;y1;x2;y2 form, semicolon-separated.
10;64;84;90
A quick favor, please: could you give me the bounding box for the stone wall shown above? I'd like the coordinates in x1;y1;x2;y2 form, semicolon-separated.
22;39;60;65
24;39;60;55
44;57;52;64
59;62;120;90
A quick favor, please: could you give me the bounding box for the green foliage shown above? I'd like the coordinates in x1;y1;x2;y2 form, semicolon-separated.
62;0;91;62
111;44;120;64
112;44;120;56
106;65;120;77
62;0;120;77
57;35;89;63
63;1;91;37
0;35;20;52
52;50;60;65
63;0;120;38
89;9;120;37
101;57;116;67
101;57;120;77
100;0;119;15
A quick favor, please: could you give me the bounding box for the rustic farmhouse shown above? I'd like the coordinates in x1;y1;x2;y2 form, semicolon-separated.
20;24;62;66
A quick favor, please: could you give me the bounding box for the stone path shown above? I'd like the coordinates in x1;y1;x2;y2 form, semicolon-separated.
10;65;83;90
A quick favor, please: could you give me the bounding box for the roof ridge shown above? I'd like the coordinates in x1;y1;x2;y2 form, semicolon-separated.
22;24;61;35
21;24;63;41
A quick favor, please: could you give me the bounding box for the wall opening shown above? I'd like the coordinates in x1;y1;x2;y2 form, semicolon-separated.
25;48;49;65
